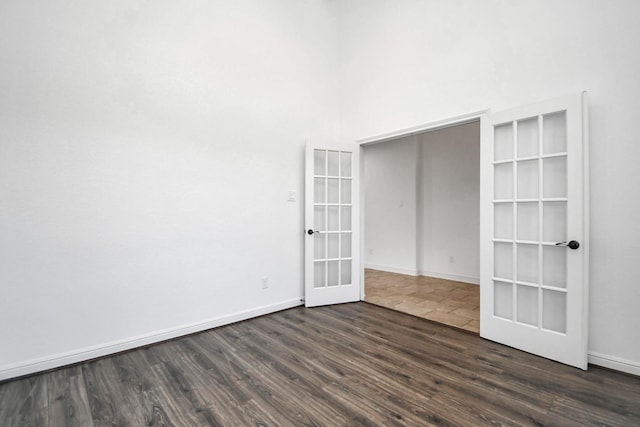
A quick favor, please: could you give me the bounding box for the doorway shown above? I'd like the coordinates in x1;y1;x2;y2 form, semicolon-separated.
362;121;481;333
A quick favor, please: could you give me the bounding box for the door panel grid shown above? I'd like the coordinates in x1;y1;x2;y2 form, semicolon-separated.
313;149;353;288
491;113;569;334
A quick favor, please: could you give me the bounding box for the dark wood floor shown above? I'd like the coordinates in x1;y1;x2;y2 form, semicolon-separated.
1;303;639;426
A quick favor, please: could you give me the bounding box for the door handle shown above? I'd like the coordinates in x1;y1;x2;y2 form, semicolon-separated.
307;229;320;235
555;240;580;250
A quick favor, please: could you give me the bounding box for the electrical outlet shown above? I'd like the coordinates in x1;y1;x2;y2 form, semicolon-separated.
369;249;373;255
261;276;269;289
449;256;455;264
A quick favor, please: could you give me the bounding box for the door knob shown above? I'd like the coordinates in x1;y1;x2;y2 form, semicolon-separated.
307;229;319;235
555;240;580;250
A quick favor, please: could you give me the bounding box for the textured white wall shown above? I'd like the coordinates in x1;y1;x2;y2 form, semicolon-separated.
363;136;418;275
338;0;640;367
0;0;340;376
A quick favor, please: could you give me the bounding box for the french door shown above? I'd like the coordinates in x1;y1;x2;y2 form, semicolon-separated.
480;93;589;369
304;143;361;307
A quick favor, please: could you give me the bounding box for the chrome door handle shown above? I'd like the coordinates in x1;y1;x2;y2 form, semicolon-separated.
555;240;580;250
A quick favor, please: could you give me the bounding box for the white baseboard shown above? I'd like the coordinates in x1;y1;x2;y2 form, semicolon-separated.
588;351;640;376
419;270;479;285
364;263;419;276
0;298;303;382
364;264;479;285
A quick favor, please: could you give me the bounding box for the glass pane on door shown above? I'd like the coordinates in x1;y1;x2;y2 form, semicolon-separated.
517;160;539;199
517;244;538;283
314;178;326;203
340;152;352;177
314;150;326;175
494;163;513;200
494;281;513;320
327;234;339;259
543;290;567;333
494;242;513;280
494;203;513;239
314;261;326;288
494;123;513;162
517;202;538;241
517;117;539;158
314;233;325;259
341;233;352;257
327;151;339;176
517;285;538;326
543;112;567;155
327;178;339;203
543;157;567;198
543;246;567;288
341;260;352;285
327;261;339;286
543;202;567;242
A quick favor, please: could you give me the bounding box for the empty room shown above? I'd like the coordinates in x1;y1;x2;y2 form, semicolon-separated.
363;122;481;332
1;1;640;426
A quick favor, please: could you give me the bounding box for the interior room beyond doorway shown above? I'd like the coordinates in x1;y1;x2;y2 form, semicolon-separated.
363;121;481;332
365;269;480;333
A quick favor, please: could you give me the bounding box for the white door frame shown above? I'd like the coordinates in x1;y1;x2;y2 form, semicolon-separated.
356;109;489;300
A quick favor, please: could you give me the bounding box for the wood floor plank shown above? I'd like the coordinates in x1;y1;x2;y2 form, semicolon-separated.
0;373;48;425
1;302;639;426
47;367;93;427
3;408;48;427
82;357;157;426
211;324;353;426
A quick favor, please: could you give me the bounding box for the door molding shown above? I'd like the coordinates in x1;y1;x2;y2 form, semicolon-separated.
357;109;489;146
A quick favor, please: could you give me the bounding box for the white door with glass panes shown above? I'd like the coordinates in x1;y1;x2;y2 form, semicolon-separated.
480;93;589;369
304;143;360;307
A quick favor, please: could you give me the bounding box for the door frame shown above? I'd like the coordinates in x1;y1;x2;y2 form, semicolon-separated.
356;109;489;300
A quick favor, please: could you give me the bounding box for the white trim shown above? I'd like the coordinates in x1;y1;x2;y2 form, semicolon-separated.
364;264;419;276
359;145;366;301
0;298;303;382
588;352;640;377
357;110;488;146
418;270;479;285
581;92;591;367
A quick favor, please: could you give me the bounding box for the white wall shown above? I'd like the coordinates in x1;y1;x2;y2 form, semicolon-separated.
0;0;340;379
420;122;480;284
338;0;640;371
363;136;418;275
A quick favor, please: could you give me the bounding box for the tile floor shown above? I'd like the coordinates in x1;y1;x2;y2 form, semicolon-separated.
364;269;480;333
